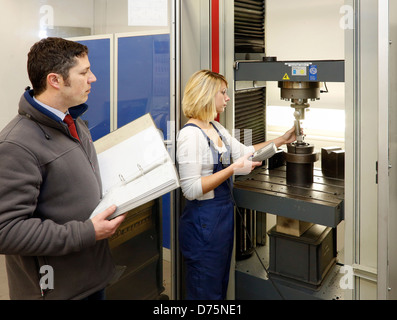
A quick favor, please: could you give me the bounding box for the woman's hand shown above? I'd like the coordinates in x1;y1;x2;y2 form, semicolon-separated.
232;153;262;175
281;126;297;145
271;126;298;147
201;153;262;194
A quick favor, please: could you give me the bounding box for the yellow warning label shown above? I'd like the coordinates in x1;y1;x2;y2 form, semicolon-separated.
283;73;290;80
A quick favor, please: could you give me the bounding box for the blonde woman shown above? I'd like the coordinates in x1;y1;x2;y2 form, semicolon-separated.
177;70;296;300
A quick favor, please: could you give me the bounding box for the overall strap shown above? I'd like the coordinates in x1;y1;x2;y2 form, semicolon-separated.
183;123;219;173
183;122;230;150
183;122;232;169
210;122;229;149
183;123;211;147
210;122;232;167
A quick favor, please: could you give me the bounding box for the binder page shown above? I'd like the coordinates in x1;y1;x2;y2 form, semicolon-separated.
97;126;168;195
91;162;178;219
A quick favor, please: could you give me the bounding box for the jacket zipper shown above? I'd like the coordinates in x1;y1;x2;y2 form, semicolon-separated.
34;256;45;298
79;143;96;174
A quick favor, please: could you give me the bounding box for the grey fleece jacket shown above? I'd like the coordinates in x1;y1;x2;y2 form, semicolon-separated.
0;90;115;299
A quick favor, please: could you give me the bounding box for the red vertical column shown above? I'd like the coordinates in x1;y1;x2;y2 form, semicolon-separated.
211;0;220;121
211;0;220;73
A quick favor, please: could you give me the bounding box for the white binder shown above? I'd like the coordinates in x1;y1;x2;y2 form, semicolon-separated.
90;113;179;219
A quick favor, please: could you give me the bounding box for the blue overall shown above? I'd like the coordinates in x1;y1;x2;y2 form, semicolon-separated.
179;123;234;300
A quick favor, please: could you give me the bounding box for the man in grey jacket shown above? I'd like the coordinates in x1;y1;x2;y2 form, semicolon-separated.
0;37;125;299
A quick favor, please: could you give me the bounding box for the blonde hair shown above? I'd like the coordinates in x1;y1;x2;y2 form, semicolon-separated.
182;70;228;121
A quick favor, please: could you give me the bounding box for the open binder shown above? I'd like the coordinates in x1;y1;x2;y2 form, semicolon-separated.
90;113;180;220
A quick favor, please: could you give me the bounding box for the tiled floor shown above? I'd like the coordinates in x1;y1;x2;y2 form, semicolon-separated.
0;254;171;300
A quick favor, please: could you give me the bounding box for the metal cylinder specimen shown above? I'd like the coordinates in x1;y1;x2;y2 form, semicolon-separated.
284;143;319;187
278;81;321;101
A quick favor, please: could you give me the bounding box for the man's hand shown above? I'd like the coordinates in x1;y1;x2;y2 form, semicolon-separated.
91;205;126;241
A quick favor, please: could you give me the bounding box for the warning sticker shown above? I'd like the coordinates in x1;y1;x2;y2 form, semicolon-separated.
292;67;307;76
283;73;290;80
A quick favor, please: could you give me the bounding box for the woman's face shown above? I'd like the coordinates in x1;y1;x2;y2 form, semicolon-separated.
215;81;230;114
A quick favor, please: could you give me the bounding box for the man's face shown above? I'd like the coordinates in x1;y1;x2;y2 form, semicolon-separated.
60;54;97;107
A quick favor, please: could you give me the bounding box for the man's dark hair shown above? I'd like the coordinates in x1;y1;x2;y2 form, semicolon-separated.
27;37;89;95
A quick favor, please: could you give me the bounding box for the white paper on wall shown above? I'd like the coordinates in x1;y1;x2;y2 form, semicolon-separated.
128;0;168;27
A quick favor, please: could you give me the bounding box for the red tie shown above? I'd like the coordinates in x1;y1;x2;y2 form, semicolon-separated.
63;114;80;141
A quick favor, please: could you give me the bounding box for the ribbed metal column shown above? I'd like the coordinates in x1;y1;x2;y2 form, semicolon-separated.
234;0;266;145
234;0;266;259
235;0;265;54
